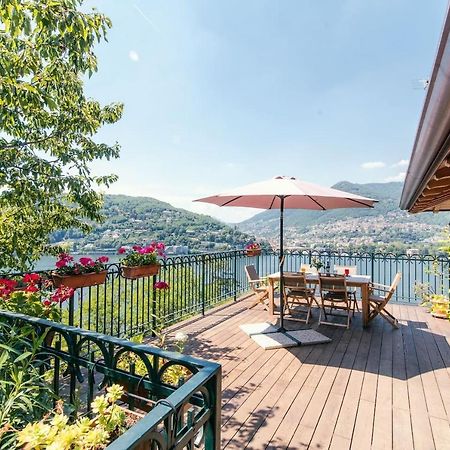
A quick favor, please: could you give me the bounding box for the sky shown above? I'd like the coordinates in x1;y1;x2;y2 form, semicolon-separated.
85;0;449;222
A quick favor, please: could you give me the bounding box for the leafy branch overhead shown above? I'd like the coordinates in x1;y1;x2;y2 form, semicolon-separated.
0;0;123;270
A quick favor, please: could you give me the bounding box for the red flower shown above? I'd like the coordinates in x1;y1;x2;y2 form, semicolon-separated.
25;284;39;293
118;247;127;254
42;298;52;307
79;257;94;266
51;285;74;303
154;281;169;290
156;242;165;250
97;256;109;264
132;245;141;251
55;259;67;268
23;273;41;284
0;278;17;298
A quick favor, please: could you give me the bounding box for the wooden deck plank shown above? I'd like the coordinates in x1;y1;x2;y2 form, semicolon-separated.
402;303;436;450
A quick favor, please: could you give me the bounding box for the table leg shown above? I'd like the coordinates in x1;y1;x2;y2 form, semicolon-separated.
268;278;275;316
362;283;369;327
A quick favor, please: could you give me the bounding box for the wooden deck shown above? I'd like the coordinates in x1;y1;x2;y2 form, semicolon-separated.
168;295;450;450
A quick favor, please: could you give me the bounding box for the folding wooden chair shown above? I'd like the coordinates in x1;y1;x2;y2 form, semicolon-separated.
333;265;359;315
368;273;402;328
318;275;352;329
245;265;270;310
283;273;316;324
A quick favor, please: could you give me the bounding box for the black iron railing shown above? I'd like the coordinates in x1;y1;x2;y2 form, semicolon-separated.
0;310;221;450
4;249;449;338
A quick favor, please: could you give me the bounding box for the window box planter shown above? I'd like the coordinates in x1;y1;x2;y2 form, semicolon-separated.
52;270;107;289
121;263;160;279
245;249;261;257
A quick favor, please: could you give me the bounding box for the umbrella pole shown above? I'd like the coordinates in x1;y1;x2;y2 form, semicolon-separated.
279;196;285;331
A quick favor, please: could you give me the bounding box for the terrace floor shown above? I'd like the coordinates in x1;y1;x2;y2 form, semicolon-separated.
168;295;450;450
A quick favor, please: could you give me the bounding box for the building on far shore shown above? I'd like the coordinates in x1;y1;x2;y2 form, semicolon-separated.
166;245;189;255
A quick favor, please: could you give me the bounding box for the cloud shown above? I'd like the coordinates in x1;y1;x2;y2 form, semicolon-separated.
391;159;409;168
385;172;406;182
361;161;386;169
128;50;140;62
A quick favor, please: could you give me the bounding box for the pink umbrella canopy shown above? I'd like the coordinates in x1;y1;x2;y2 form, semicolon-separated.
194;176;377;209
194;176;377;331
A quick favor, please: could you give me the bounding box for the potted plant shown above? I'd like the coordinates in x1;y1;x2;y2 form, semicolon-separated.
311;257;324;273
118;243;165;279
430;294;449;319
0;274;74;344
16;384;144;449
52;253;109;289
245;243;261;257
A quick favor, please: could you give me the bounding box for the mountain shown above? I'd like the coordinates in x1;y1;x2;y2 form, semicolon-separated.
51;195;252;253
237;181;450;252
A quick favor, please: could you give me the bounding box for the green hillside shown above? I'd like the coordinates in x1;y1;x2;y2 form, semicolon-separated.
237;182;450;252
51;195;252;253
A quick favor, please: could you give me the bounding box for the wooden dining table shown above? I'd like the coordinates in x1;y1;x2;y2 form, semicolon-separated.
265;272;372;327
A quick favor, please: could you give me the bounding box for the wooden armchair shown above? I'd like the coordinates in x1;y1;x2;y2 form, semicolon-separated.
367;273;402;328
245;265;270;310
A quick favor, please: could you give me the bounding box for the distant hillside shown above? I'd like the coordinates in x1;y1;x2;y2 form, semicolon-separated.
237;182;450;252
51;195;252;253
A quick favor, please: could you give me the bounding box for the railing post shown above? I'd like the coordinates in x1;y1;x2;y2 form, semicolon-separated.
204;366;222;450
151;274;157;337
233;251;237;302
371;252;375;281
201;254;206;315
68;293;74;327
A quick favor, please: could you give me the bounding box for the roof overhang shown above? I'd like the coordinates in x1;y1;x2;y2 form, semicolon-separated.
400;4;450;213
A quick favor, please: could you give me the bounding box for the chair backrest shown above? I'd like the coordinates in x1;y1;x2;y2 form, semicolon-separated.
284;273;308;290
319;275;348;302
383;272;402;304
334;265;357;276
245;265;259;284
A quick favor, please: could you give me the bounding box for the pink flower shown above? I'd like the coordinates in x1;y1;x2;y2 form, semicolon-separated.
118;247;127;254
97;256;109;264
79;257;94;266
156;242;165;250
55;259;67;268
51;286;74;303
132;245;141;251
138;248;147;254
154;281;169;290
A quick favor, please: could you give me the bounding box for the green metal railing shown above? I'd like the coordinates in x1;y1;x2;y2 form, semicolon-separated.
0;310;221;450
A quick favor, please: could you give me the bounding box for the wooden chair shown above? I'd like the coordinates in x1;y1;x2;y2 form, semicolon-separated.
333;265;359;315
318;275;352;329
245;265;270;310
368;273;402;328
283;273;316;324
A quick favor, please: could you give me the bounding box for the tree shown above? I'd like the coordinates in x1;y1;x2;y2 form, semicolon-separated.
0;0;123;271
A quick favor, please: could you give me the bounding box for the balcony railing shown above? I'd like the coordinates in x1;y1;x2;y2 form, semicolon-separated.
0;310;221;450
4;249;449;338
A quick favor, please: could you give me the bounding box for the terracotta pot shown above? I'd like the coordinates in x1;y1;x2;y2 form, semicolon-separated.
52;271;107;289
245;249;261;257
121;264;160;280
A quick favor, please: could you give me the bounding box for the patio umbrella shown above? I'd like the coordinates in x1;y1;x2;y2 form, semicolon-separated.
194;176;377;331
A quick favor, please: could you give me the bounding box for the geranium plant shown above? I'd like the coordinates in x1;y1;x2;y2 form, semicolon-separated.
245;242;261;251
118;242;165;267
54;253;109;275
0;274;73;322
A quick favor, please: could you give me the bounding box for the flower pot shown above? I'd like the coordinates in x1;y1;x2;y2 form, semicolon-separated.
52;271;107;289
121;264;160;279
245;249;261;257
